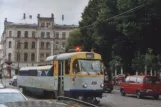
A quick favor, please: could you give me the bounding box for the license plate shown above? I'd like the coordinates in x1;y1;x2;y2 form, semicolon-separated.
91;81;97;85
146;89;152;92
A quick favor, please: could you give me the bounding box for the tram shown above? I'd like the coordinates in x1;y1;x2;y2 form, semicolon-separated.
17;52;104;104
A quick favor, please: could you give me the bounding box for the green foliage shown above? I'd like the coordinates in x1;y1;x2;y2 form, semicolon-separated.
66;29;81;49
79;0;161;73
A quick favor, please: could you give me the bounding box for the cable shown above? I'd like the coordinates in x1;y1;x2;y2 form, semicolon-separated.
80;3;147;29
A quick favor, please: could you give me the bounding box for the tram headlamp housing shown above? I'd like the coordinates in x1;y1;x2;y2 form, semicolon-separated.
82;83;88;88
100;83;104;88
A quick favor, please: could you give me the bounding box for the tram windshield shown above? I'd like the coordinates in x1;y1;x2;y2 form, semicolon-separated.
78;59;103;74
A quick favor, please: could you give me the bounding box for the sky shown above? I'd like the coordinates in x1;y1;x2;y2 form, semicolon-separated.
0;0;89;36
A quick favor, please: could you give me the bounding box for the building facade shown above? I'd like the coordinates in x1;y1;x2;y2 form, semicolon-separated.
0;13;78;77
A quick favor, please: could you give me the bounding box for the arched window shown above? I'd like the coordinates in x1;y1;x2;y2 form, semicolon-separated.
46;42;50;49
31;53;35;61
24;53;28;62
32;42;35;49
8;53;11;61
9;41;12;48
24;42;28;49
41;42;44;49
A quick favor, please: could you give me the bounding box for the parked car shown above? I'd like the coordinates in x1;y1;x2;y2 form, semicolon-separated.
120;75;161;99
0;88;27;103
9;76;17;86
0;96;98;107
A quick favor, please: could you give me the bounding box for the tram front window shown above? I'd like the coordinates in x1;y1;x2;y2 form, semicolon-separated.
78;60;102;74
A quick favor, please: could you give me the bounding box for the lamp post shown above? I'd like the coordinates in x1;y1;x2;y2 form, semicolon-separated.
16;40;23;75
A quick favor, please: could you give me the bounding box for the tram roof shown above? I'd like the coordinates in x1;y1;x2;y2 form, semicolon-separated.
20;66;37;71
45;55;57;62
37;65;52;70
20;65;52;71
55;52;95;60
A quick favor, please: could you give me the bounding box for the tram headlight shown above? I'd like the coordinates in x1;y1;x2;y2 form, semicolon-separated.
100;83;104;88
82;83;88;88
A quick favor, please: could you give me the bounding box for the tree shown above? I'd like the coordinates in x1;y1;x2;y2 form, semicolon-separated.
131;51;145;73
79;0;103;51
66;29;81;49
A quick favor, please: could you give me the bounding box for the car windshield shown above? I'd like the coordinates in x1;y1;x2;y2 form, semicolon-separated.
78;60;102;74
0;93;26;103
144;77;160;84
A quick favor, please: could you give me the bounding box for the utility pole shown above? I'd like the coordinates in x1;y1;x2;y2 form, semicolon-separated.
17;40;20;75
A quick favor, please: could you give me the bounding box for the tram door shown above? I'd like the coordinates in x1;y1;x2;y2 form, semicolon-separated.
57;60;64;96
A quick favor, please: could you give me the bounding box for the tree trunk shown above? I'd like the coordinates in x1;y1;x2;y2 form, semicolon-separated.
150;68;152;76
121;67;123;75
144;65;147;75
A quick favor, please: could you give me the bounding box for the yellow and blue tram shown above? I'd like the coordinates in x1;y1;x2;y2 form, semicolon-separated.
17;52;104;104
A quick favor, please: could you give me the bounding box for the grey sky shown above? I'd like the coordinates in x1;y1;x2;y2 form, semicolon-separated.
0;0;89;35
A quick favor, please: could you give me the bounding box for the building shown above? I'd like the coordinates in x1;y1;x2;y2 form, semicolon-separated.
0;13;78;77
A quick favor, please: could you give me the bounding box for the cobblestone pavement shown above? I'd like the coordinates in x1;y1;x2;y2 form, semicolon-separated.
1;79;161;107
101;90;161;107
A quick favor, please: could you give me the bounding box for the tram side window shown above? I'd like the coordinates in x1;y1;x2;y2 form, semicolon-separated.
28;70;37;76
19;70;28;76
73;59;79;74
65;60;69;74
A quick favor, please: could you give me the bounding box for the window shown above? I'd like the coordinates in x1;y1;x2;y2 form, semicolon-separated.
24;31;28;38
129;77;136;83
31;53;35;61
41;23;45;27
8;53;11;61
41;32;45;38
9;41;12;48
46;42;50;49
62;32;66;39
46;32;50;38
41;42;44;48
24;42;28;49
24;53;28;62
17;31;21;38
136;77;143;83
9;31;12;37
65;60;70;74
40;53;44;61
46;23;50;27
31;42;35;49
32;31;35;38
56;32;59;38
17;42;21;49
56;42;59;49
125;77;130;83
73;59;79;74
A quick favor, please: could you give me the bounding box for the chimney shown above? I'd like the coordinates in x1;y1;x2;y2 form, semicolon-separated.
29;15;32;19
37;14;40;18
51;13;54;18
23;13;26;19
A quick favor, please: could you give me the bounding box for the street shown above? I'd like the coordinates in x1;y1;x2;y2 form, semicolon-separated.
1;79;161;107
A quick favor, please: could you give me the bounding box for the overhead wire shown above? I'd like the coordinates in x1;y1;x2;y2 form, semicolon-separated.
80;3;149;29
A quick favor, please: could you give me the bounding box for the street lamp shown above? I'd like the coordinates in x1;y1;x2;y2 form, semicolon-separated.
16;40;23;75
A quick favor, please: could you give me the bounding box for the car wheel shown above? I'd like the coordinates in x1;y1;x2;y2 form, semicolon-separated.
136;91;142;99
120;89;126;96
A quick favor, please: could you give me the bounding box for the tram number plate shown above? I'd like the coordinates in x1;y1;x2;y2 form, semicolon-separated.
91;81;97;85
